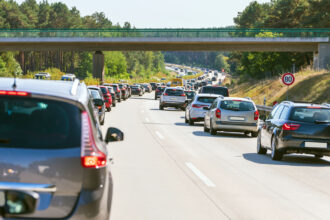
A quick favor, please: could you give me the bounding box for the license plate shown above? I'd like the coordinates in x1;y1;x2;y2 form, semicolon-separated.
170;98;177;101
305;142;327;148
230;116;245;121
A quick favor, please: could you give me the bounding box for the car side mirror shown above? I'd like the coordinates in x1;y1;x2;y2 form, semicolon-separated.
105;127;124;143
1;191;39;215
93;99;104;107
203;106;210;110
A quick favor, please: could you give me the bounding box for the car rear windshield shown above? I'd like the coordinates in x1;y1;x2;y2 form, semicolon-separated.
201;87;228;96
165;89;184;96
220;100;255;111
100;87;107;94
131;86;139;89
0;97;81;149
289;107;330;123
157;87;165;91
107;87;114;93
185;91;196;99
197;97;217;104
89;89;102;99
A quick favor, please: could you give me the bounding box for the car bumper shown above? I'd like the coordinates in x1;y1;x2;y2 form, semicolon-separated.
132;91;141;95
190;109;207;120
214;121;258;132
162;102;185;108
278;137;330;156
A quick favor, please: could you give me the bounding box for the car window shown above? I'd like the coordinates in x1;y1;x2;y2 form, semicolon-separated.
279;106;289;119
211;100;218;109
89;89;102;99
220;100;255;111
197;97;217;104
201;87;228;96
289;107;330;123
100;87;107;94
0;97;81;149
165;89;184;96
273;105;284;119
268;105;280;120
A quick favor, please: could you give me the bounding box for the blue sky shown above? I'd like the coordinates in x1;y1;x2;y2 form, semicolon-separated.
16;0;270;28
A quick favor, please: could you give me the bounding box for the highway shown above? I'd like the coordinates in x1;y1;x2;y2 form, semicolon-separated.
103;92;330;220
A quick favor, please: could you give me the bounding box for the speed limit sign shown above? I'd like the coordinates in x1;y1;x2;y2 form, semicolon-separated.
282;73;295;86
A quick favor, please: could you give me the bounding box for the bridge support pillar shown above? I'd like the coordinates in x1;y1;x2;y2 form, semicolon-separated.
93;51;105;84
314;43;330;70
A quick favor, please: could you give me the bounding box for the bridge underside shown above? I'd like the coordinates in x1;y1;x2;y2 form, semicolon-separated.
0;37;325;52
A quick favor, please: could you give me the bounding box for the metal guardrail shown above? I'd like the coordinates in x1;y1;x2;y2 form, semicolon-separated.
0;28;329;38
256;105;273;112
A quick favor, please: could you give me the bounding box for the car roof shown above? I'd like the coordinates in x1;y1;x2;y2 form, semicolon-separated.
281;101;330;108
0;78;88;104
196;93;221;98
222;97;254;102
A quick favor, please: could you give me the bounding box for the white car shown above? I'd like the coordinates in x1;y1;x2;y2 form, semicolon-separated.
185;94;221;125
160;87;187;111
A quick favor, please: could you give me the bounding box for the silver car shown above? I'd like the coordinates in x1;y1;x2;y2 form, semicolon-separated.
185;94;221;125
204;97;259;136
159;87;186;110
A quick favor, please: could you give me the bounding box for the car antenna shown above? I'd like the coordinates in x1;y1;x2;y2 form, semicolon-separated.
12;72;17;90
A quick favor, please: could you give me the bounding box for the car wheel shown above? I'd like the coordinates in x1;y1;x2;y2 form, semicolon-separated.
118;98;121;103
271;136;282;161
204;121;209;132
159;104;164;110
100;117;105;125
188;117;194;125
210;120;217;135
185;113;189;123
257;131;267;154
112;102;116;107
107;107;111;112
155;96;157;100
251;131;258;137
314;154;323;159
244;131;250;136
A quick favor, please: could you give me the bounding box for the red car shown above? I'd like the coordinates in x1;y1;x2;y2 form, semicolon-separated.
99;85;112;112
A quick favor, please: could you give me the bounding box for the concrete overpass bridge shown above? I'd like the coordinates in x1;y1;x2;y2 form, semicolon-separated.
0;28;329;80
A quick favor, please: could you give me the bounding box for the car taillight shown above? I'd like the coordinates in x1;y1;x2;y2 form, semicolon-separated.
181;94;186;96
192;104;207;108
156;89;159;92
254;110;259;120
164;93;168;96
0;90;30;96
282;123;300;131
215;108;221;119
81;111;107;168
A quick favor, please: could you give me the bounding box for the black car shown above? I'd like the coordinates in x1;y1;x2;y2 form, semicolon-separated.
131;85;143;96
199;86;229;97
150;82;158;90
155;86;166;100
87;86;106;125
257;101;330;160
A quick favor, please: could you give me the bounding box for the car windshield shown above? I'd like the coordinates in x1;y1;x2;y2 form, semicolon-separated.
0;97;81;148
290;107;330;123
165;89;184;96
220;100;255;111
197;96;217;103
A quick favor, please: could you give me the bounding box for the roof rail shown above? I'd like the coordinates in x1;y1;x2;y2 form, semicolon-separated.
281;101;294;105
71;79;80;96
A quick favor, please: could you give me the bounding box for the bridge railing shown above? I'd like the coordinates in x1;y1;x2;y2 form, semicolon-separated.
0;28;329;38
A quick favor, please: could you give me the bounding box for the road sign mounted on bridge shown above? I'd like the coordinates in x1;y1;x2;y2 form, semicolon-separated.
282;73;295;86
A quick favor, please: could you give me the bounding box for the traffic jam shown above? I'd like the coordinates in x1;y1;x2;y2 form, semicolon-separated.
0;69;329;219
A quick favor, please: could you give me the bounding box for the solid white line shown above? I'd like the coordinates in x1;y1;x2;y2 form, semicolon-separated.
155;131;165;140
185;162;216;187
145;117;150;122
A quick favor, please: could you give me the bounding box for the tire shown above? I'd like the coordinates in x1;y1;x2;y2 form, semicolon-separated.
107;107;111;112
112;102;116;107
271;136;283;161
314;154;323;159
100;117;105;125
159;104;164;110
189;117;194;125
155;96;157;100
185;113;189;123
251;131;258;137
118;98;121;103
210;120;217;135
257;131;267;154
204;121;209;132
244;131;250;136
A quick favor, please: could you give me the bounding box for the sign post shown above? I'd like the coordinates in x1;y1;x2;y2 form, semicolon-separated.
281;73;295;100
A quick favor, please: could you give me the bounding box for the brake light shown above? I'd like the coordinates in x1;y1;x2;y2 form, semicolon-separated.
81;111;107;168
181;94;186;96
164;93;168;96
192;104;207;108
215;108;221;119
254;110;259;120
282;123;300;131
0;90;30;96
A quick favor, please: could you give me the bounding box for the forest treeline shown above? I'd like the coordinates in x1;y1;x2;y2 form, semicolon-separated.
0;0;165;78
164;0;329;79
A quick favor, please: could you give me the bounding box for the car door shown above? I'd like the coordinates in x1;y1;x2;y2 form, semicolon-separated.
263;105;283;147
208;100;218;126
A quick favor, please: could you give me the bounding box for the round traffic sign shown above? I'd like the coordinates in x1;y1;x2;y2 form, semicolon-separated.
282;73;295;86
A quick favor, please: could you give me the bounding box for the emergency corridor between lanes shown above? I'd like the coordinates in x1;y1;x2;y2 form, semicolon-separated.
102;92;330;220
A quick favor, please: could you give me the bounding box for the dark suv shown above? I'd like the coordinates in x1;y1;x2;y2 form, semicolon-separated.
199;86;229;97
257;101;330;160
0;78;124;219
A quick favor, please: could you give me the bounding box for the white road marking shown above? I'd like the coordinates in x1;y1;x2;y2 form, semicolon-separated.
185;162;216;187
155;131;165;140
145;117;150;122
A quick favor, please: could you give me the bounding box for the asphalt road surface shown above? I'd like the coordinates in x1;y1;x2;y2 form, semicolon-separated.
103;92;330;220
